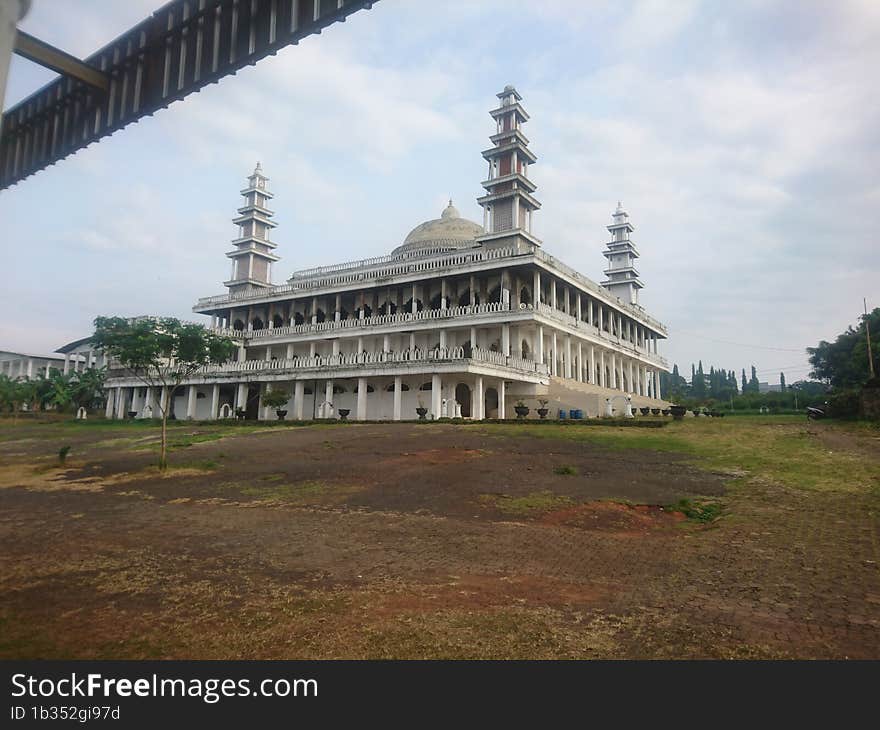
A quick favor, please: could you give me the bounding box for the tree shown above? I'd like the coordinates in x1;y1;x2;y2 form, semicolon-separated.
807;307;880;388
741;368;747;394
92;317;236;470
779;372;786;392
749;365;760;394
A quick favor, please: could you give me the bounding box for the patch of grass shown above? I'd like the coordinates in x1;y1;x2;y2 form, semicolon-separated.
668;498;723;523
481;490;573;516
478;418;880;496
175;459;219;471
553;465;578;476
58;446;71;464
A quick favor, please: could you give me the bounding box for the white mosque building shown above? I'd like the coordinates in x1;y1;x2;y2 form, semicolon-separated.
103;86;669;421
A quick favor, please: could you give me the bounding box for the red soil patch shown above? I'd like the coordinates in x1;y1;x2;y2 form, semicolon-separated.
541;501;685;533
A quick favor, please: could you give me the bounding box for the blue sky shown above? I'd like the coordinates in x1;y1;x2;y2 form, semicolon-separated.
2;0;878;385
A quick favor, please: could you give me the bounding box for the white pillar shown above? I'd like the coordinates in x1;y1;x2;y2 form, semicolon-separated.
393;376;402;421
290;381;303;420
600;351;606;388
565;336;572;379
533;270;541;308
210;384;220;420
475;376;484;420
501;323;510;357
26;359;33;378
325;380;334;417
498;380;506;420
536;325;544;365
186;385;198;420
577;341;583;382
63;353;70;374
105;389;114;419
589;345;595;384
550;279;557;310
357;377;368;421
236;383;247;414
551;331;558;376
655;371;661;401
115;387;126;419
145;387;155;417
431;374;441;419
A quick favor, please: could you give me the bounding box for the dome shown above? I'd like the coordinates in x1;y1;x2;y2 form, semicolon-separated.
392;200;484;257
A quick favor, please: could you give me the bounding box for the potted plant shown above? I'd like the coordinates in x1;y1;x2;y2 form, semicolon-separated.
338;408;351;421
536;399;549;419
661;408;670;416
669;404;687;420
514;400;530;419
235;406;246;420
415;398;428;420
651;407;661;416
640;406;651;416
261;388;290;420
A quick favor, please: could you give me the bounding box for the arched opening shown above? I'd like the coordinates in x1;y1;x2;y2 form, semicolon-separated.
251;317;264;330
488;286;501;304
356;305;372;319
519;286;531;305
521;339;531;359
455;383;471;418
462;340;473;357
315;309;326;323
338;308;350;321
429;293;442;310
354;383;375;393
484;387;499;419
332;385;347;394
233;319;245;331
272;314;284;329
294;312;305;326
419;381;432;391
378;301;397;316
384;382;410;391
458;290;471;307
404;298;424;313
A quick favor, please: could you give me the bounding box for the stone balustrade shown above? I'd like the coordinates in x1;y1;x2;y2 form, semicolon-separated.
195;346;549;376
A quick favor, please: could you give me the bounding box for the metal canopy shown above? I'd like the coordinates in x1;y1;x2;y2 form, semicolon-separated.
0;0;376;191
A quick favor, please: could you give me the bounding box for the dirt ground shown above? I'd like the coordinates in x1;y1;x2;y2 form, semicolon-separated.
0;417;878;659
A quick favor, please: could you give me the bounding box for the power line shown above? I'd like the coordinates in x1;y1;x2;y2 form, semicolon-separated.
674;329;805;352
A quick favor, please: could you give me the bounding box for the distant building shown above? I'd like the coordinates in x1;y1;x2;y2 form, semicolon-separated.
0;350;64;380
102;85;670;420
758;382;781;394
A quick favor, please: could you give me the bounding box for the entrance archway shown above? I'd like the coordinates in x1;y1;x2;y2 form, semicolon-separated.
455;383;471;418
485;387;499;419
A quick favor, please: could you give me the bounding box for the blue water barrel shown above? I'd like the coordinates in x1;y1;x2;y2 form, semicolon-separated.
571;409;583;419
558;409;567;419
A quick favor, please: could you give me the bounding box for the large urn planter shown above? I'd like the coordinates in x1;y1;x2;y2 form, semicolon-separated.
514;405;530;419
669;405;687;421
415;407;428;421
275;409;287;421
640;407;651;416
651;407;661;416
338;408;350;421
536;408;549;420
661;408;671;416
127;410;138;419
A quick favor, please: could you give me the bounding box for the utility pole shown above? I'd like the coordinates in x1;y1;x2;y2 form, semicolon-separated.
866;298;876;379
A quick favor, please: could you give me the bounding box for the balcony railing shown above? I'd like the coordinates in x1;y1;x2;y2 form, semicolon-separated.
246;301;513;338
195;245;521;307
194;346;550;377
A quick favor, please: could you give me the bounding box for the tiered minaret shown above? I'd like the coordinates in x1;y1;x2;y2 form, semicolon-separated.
224;162;280;293
601;202;644;305
476;85;541;247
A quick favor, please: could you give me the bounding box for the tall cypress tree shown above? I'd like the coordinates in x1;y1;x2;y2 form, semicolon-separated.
741;368;748;393
780;372;786;391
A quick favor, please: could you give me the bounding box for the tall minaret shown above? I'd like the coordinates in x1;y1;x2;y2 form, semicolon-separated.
224;162;280;293
601;202;644;305
476;85;541;248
